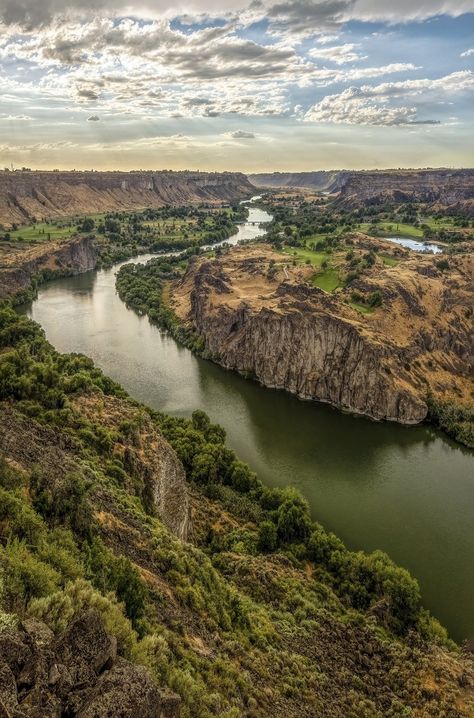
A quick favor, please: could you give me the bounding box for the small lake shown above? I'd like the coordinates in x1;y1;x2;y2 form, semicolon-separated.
383;236;443;253
20;200;474;644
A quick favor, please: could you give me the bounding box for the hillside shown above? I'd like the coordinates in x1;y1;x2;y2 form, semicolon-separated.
1;305;473;717
0;170;254;228
248;171;344;192
249;169;474;216
116;242;473;439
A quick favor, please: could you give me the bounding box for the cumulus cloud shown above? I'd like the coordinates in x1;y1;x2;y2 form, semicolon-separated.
305;71;474;125
1;0;472;31
87;114;100;120
461;47;474;57
308;43;367;65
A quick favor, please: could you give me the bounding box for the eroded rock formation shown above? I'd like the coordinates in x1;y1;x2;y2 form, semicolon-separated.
171;245;473;424
249;168;474;216
0;610;180;718
0;171;254;228
0;235;96;299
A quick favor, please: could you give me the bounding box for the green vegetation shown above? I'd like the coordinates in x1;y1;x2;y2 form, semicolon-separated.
381;254;399;267
261;193;472;253
311;266;342;292
0;204;247;270
427;396;474;449
0;302;469;716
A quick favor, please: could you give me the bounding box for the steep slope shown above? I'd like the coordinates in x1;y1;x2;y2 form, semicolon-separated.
337;168;474;216
169;245;472;425
0;170;255;227
248;168;474;215
248;171;344;192
0;234;97;300
1;305;473;717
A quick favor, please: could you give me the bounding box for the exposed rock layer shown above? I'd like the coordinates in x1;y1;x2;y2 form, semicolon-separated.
0;170;255;227
0;610;180;718
171;245;473;424
0;235;96;299
249;168;474;215
0;399;191;541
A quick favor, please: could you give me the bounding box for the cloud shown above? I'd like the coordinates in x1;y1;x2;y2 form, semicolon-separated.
1;0;472;32
461;47;474;57
305;71;474;125
308;43;367;65
87;114;100;120
229;129;255;138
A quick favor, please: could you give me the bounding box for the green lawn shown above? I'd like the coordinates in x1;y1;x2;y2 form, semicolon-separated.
281;246;329;267
311;267;342;292
8;222;77;243
359;222;423;239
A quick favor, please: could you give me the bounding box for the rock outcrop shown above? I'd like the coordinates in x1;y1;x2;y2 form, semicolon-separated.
171;246;472;425
337;168;474;216
248;168;474;215
0;170;254;228
248;171;345;192
0;399;191;542
0;610;180;718
0;235;96;299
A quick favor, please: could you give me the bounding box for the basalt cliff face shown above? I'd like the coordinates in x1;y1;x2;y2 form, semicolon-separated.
0;234;97;299
248;171;345;192
337;169;474;216
248;168;474;215
0;170;255;227
171;246;472;425
0;397;191;542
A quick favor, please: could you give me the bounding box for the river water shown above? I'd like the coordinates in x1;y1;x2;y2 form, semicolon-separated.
21;201;473;643
383;236;443;254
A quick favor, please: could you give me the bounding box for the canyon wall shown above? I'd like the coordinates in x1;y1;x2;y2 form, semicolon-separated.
249;168;474;215
0;170;255;227
172;248;434;424
0;234;97;299
171;245;472;425
248;171;344;192
337;168;474;215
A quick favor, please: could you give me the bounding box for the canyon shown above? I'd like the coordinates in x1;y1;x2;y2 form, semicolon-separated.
250;168;474;215
170;244;473;425
0;170;254;228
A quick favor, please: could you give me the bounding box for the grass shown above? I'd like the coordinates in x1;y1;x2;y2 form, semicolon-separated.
349;301;374;315
359;222;423;239
381;255;399;267
281;246;329;267
311;267;342;292
8;222;77;243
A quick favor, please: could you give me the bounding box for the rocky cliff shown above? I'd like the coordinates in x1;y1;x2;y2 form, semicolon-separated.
0;398;191;541
248;168;474;215
0;170;255;227
171;246;472;425
337;168;474;216
0;610;180;718
248;171;344;192
0;234;97;299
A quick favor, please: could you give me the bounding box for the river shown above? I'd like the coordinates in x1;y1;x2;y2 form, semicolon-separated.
20;201;474;643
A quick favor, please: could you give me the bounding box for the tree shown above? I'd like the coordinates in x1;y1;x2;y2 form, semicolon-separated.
192;409;210;433
81;218;95;232
276;493;311;543
257;521;277;552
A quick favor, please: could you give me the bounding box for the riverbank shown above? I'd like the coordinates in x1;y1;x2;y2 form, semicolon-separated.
2;302;474;717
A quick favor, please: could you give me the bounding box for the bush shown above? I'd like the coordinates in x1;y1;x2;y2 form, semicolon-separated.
257;521;278;552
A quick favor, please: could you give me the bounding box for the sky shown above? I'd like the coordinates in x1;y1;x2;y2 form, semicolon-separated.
0;0;473;172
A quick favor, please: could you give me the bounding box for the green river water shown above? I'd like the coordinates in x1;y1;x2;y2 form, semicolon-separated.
21;203;474;643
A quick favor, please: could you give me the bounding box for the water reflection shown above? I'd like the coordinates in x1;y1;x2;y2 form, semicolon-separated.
19;203;474;643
